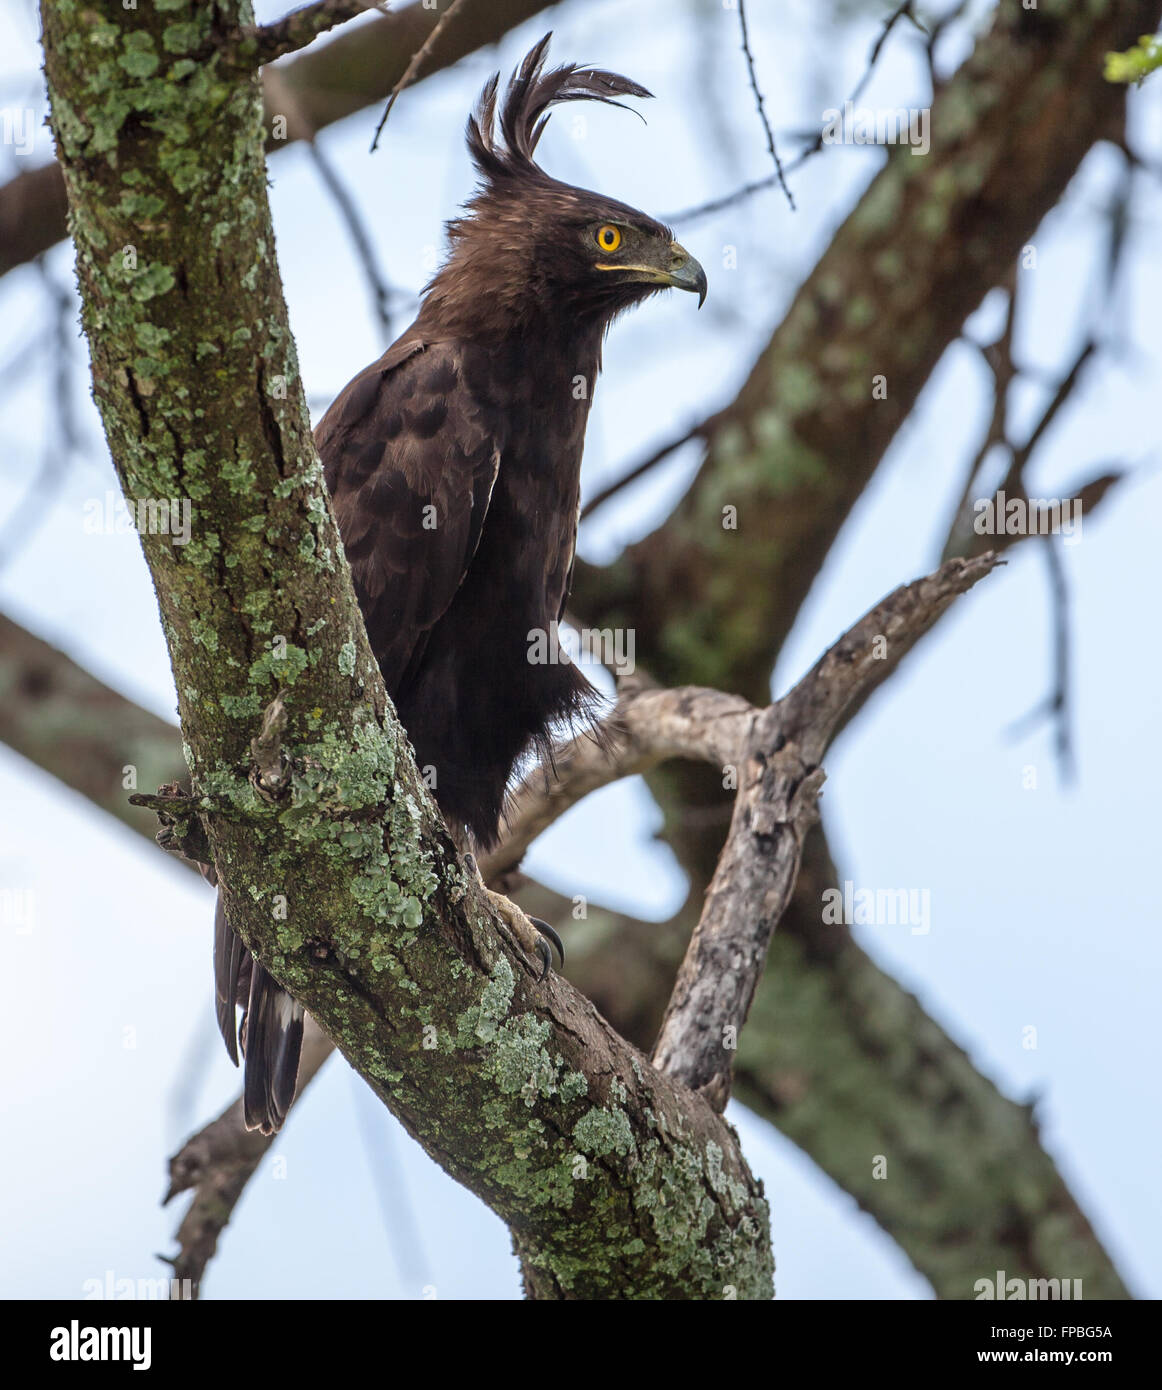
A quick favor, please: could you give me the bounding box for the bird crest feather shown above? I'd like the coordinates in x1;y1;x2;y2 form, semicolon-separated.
466;32;651;182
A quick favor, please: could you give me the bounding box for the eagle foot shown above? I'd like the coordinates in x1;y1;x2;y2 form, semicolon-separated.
464;854;564;980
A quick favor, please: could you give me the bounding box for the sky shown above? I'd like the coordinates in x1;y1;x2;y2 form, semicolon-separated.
0;0;1159;1299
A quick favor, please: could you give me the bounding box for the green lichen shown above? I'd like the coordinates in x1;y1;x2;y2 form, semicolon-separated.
41;0;775;1300
573;1106;635;1158
455;957;516;1046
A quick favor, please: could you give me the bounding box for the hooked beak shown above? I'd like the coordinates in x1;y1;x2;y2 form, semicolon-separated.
662;242;708;307
595;241;708;307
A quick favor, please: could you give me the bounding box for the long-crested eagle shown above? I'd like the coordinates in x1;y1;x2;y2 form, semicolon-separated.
215;34;707;1134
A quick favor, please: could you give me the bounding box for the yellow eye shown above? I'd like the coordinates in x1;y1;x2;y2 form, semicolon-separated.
595;224;622;253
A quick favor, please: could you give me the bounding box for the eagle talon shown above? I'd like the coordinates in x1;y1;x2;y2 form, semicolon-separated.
464;853;563;980
212;34;702;1140
529;916;565;967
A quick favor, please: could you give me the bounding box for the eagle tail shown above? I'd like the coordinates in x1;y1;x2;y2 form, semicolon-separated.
241;964;305;1138
213;887;304;1136
213;889;243;1066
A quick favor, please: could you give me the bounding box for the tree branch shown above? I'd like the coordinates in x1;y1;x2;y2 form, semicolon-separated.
0;0;554;280
651;555;1000;1106
0;597;1131;1297
243;1;381;67
41;0;771;1301
163;1019;334;1296
575;0;1162;700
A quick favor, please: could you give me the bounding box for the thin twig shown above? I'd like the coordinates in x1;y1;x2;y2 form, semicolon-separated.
1011;341;1097;475
1042;536;1075;780
736;0;794;211
305;140;396;343
1003;537;1075;782
579;418;712;522
851;2;926;108
941;266;1019;560
370;0;469;153
669;0;929;224
0;261;79;571
246;1;381;68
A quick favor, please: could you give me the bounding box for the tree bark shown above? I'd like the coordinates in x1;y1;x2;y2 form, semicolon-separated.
40;0;772;1301
0;595;1132;1296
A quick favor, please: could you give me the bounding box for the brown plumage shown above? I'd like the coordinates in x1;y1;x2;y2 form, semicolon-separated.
216;34;707;1134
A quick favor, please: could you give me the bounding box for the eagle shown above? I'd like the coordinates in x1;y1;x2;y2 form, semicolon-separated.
215;34;707;1135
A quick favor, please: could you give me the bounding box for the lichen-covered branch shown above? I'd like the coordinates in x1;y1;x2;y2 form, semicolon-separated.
41;0;771;1301
244;1;379;67
0;598;1132;1297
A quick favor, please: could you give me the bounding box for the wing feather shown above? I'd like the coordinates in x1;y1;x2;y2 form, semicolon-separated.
317;339;502;697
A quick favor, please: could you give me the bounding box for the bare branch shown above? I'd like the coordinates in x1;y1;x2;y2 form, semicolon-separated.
482;683;756;883
579;418;714;522
652;553;1002;1107
499;555;1003;1112
370;0;468;152
164;1020;334;1297
736;0;794;211
245;1;381;67
669;0;928;224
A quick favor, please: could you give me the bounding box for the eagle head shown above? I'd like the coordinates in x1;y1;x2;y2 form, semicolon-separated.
428;34;707;333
